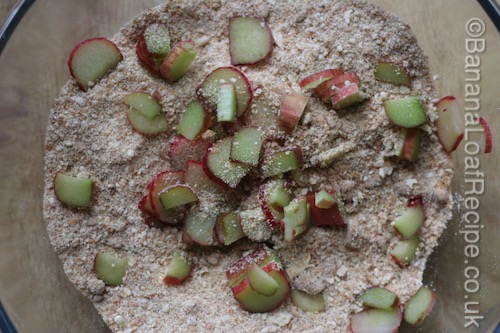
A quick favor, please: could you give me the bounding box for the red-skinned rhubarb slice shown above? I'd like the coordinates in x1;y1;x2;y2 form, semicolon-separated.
299;68;344;91
148;170;185;224
331;83;368;110
160;40;197;83
315;72;361;102
168;136;211;171
163;252;192;286
229;17;274;66
392;196;425;239
67;37;122;90
479;117;493;154
396;128;423;162
204;137;252;189
259;179;292;228
136;24;171;74
282;196;311;242
226;247;290;313
123;92;168;135
435;96;464;153
184;160;226;200
159;185;198;210
196;66;253;117
177;100;211;141
348;307;402;333
278;92;310;133
305;191;347;227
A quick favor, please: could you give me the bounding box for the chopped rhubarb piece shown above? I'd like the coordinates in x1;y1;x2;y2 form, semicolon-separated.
239;208;273;242
478;117;493;154
306;191;347;227
204;137;252;189
196;66;253;117
245;96;279;135
259;179;292;228
231;127;264;166
214;212;245;245
331;84;369;110
226;247;290;313
278;92;310;133
184;160;226;199
403;286;436;326
136;24;171;74
291;290;326;313
229;17;274;66
315;72;361;102
384;96;427;128
163;252;192;286
315;190;335;209
67;37;122;90
299;68;344;91
361;288;399;311
396;128;423;162
94;252;128;286
435;96;465;153
159;185;198;210
282;196;311;242
159;40;197;83
54;173;93;208
138;194;156;217
389;236;420;266
374;62;411;87
148;170;185;224
248;263;279;296
123;92;168;135
183;208;218;246
168;136;211;171
217;83;238;122
392;196;425;239
261;148;303;178
177;100;210;141
349;307;402;333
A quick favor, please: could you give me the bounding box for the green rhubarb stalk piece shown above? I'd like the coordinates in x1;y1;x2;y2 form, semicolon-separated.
177;100;209;140
217;83;238;123
291;290;326;312
159;185;198;210
160;40;197;83
54;173;93;208
164;252;192;286
315;190;335;209
374;62;411;87
390;236;420;266
248;263;279;296
231;127;264;166
361;287;399;310
384;96;427;128
94;252;128;286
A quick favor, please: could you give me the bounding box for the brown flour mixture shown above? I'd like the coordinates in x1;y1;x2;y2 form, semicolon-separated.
43;0;453;332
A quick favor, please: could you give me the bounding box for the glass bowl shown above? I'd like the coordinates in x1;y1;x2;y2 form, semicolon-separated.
0;1;498;332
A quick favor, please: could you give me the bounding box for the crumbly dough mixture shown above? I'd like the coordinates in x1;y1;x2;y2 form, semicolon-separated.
43;0;453;332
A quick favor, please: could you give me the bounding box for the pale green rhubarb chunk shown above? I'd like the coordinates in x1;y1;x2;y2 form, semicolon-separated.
94;252;129;286
374;62;411;87
217;83;238;122
231;127;264;166
54;173;93;208
163;252;192;286
384;96;427;128
291;290;326;312
403;286;436;326
160;40;197;83
361;287;399;311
